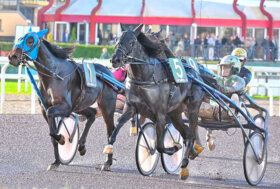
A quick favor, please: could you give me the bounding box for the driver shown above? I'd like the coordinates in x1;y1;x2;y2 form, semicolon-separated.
231;48;252;86
216;55;246;95
198;55;246;121
199;55;246;151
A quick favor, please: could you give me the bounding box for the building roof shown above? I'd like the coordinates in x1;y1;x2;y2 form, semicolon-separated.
44;2;64;15
143;0;192;18
62;0;97;15
195;1;239;19
41;0;280;28
94;0;142;24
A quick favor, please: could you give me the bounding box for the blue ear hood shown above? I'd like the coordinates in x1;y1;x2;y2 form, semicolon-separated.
14;29;48;60
37;29;48;38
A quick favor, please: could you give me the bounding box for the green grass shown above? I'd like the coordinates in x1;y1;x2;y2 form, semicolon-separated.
251;95;279;100
0;80;32;94
1;81;278;100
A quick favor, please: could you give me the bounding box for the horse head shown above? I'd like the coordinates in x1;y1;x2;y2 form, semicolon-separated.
111;24;143;68
8;29;48;67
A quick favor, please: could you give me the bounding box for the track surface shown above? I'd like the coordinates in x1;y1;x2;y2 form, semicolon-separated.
0;114;279;189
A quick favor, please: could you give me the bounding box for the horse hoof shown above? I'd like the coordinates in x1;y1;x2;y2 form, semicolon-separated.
194;144;204;154
189;150;198;160
58;135;65;145
180;168;189;180
78;146;86;156
103;144;113;154
47;164;59;171
174;143;182;151
207;141;215;151
101;164;111;171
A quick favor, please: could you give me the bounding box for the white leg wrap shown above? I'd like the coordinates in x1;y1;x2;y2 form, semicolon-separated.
103;144;114;154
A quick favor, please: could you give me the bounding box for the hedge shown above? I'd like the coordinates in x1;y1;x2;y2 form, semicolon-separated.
0;42;14;52
0;41;114;59
57;43;114;59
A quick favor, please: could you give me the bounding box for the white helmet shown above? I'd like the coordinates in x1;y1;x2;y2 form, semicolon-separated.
218;55;241;77
231;48;247;61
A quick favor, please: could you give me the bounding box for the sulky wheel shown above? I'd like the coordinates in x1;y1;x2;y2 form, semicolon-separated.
243;131;267;186
57;114;79;165
161;123;185;174
254;114;265;129
249;114;266;135
135;122;159;176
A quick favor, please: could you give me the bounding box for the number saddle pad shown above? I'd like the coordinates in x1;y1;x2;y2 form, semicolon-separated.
82;62;97;88
168;57;200;83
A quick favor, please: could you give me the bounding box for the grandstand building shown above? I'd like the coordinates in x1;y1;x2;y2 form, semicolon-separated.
38;0;279;48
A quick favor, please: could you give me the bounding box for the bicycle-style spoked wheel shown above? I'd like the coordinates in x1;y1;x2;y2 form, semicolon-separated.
57;114;79;165
161;123;185;174
243;131;267;186
136;122;159;176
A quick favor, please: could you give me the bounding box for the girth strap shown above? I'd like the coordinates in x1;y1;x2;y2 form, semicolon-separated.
128;77;168;86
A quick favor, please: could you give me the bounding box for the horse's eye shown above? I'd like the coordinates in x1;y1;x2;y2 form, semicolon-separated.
26;37;34;48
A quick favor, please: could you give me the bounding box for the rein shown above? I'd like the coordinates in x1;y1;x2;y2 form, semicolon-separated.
21;50;78;81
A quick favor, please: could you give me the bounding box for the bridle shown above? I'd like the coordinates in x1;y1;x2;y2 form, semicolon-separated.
114;31;168;85
114;33;154;66
17;34;78;81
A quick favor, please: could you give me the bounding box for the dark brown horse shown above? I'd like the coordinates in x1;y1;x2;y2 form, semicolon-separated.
103;24;205;179
8;30;117;171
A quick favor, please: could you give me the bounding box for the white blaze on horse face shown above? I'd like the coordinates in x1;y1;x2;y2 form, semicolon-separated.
221;65;231;77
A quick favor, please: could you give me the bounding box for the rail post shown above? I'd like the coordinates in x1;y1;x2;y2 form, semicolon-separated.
268;87;273;116
0;63;9;113
17;64;23;92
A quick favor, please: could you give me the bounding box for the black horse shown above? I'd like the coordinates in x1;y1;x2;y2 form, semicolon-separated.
103;24;205;179
8;31;117;171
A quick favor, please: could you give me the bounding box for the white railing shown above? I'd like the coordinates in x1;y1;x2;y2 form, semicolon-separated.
0;57;109;114
1;58;280;115
247;82;280;116
1;59;38;114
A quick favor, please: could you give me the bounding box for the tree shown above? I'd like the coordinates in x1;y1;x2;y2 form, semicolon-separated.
70;27;77;43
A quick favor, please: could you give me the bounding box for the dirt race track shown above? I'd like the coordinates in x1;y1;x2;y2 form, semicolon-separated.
0;95;280;188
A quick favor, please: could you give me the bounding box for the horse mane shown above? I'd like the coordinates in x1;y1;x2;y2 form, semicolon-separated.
42;40;75;59
137;32;160;57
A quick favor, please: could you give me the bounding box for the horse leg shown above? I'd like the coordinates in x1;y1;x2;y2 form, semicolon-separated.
184;111;204;154
168;113;190;151
155;114;182;155
41;108;60;171
130;114;137;136
104;103;136;151
206;129;215;151
76;107;97;156
96;90;119;171
179;89;204;180
102;103;136;171
194;126;204;154
46;103;72;171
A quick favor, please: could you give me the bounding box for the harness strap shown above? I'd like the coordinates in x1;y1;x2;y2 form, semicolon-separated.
128;77;168;86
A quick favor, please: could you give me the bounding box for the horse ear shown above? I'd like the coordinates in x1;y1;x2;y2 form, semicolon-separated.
133;24;144;37
155;29;162;38
146;28;152;34
120;23;125;32
37;29;48;39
